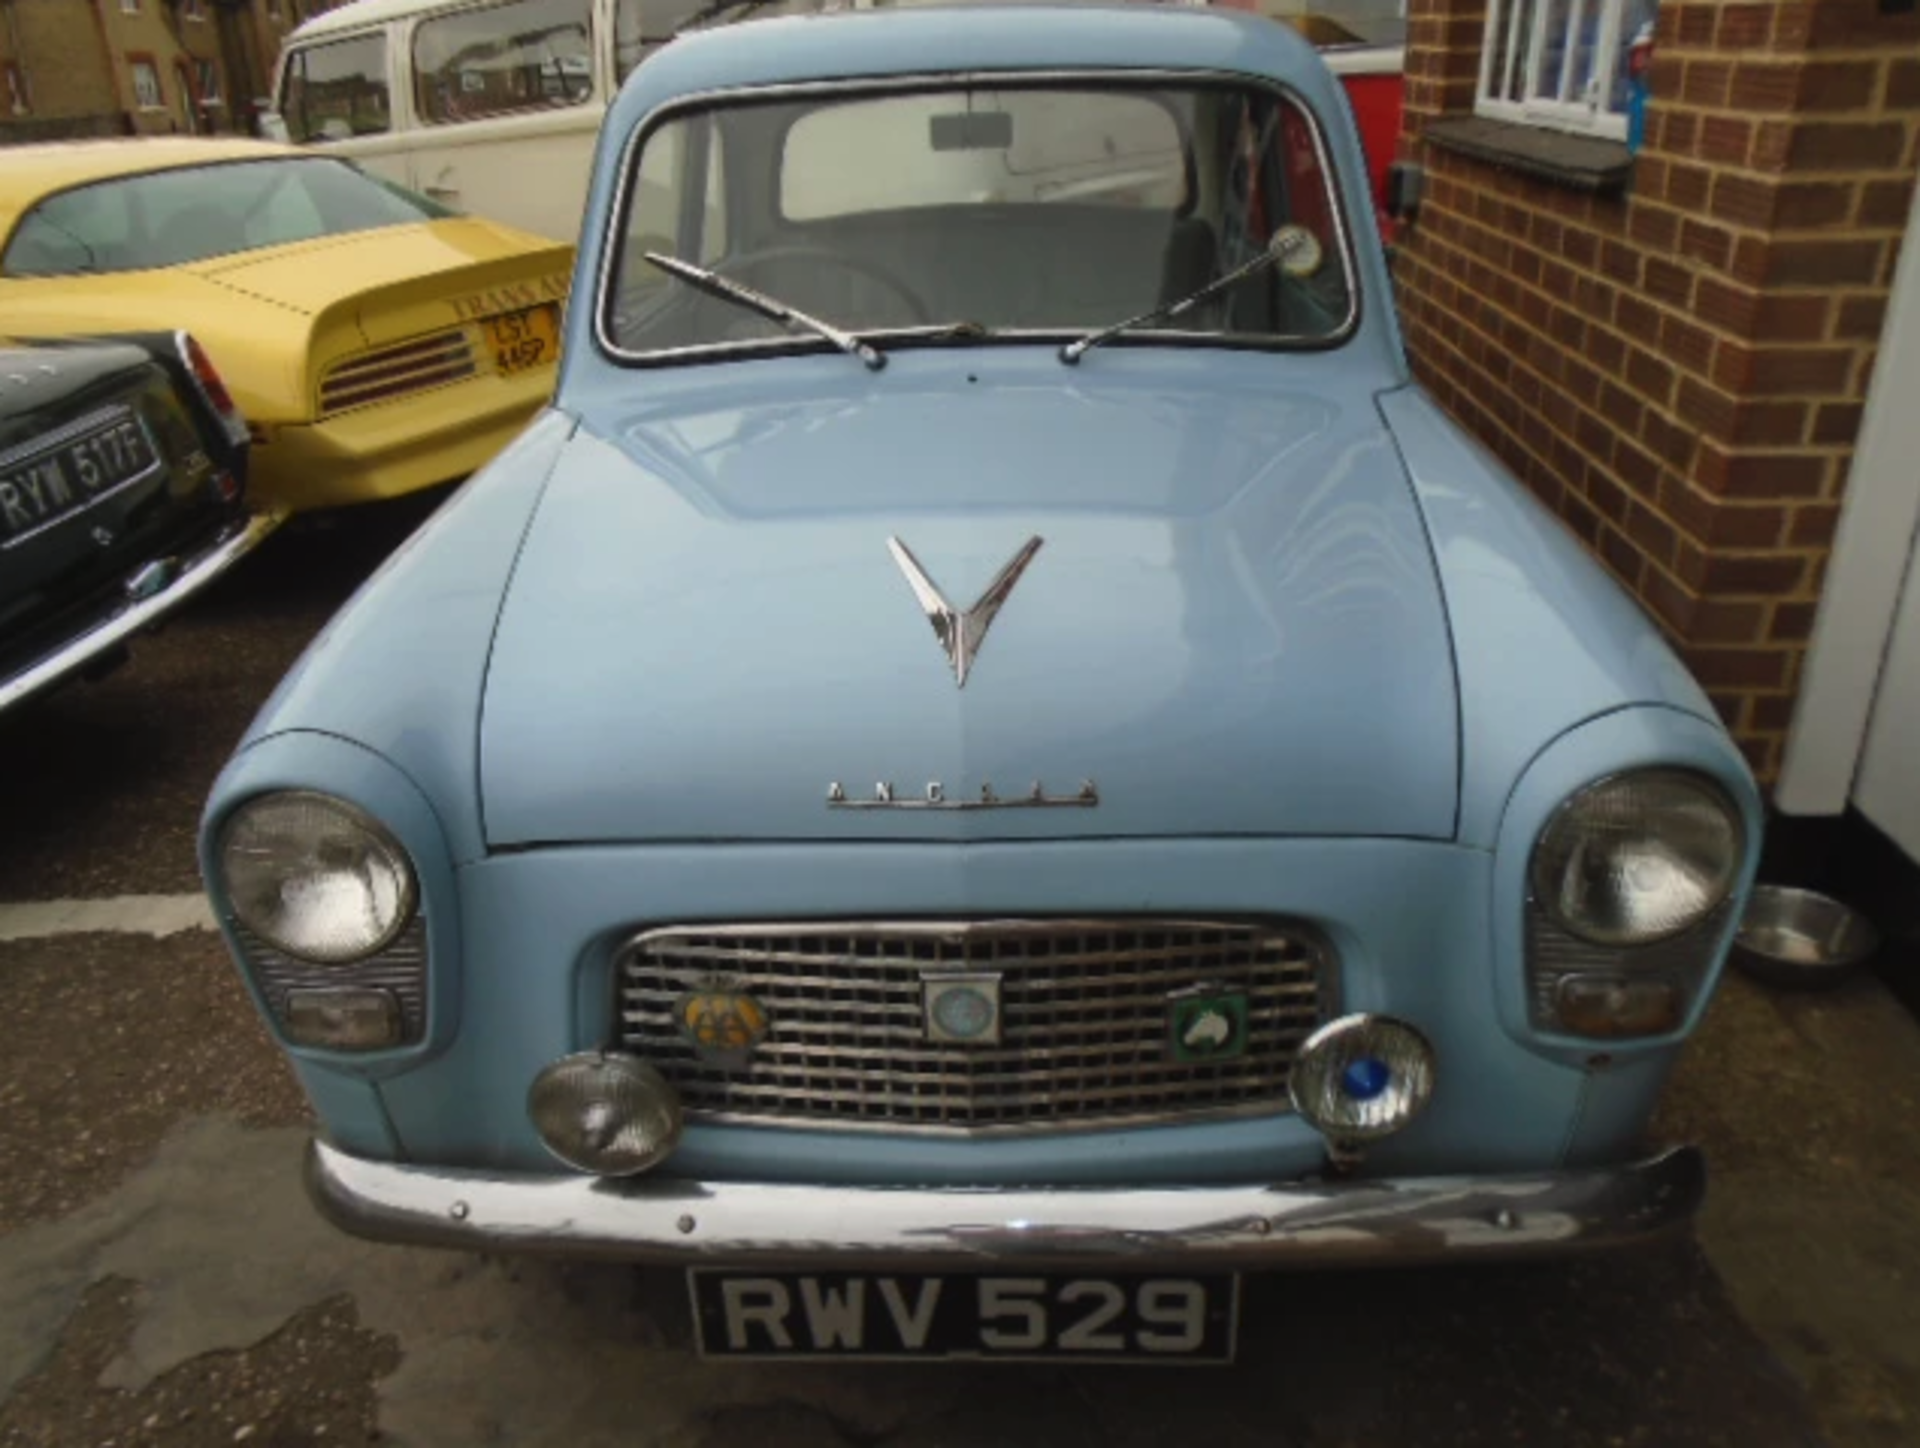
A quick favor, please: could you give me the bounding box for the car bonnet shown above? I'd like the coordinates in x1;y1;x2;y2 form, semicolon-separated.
479;349;1460;845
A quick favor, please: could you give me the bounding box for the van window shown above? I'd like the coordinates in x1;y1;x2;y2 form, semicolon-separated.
281;34;391;143
412;0;594;125
612;0;712;84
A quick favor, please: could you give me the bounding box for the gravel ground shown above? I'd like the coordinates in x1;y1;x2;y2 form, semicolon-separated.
0;1281;395;1448
0;930;308;1232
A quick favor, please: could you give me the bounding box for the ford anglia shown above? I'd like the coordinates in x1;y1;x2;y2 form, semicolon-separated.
201;5;1762;1363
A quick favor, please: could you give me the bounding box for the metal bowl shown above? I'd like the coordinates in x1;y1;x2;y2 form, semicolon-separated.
1730;885;1881;990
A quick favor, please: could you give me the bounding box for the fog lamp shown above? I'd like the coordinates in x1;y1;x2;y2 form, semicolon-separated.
1290;1014;1436;1145
1554;973;1682;1037
528;1053;683;1176
284;987;402;1050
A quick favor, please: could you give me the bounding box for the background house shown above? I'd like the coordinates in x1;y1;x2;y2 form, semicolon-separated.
0;0;346;141
1389;0;1920;908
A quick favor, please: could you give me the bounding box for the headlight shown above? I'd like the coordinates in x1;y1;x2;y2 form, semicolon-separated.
1530;771;1743;947
218;791;417;964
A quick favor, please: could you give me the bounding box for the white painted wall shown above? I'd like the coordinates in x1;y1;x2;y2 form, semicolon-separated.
1774;177;1920;853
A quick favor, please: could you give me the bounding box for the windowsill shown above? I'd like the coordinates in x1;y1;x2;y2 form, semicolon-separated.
1423;116;1633;195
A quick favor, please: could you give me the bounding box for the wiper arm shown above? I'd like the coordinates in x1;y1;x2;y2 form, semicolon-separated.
1059;226;1320;366
645;251;885;370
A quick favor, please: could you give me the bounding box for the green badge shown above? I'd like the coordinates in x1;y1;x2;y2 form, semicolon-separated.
1168;992;1249;1063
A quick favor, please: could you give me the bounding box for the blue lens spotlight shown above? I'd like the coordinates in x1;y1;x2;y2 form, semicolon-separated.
1342;1056;1392;1101
1289;1014;1436;1145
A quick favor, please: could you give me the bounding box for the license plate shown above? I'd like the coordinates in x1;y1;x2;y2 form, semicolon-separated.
0;409;158;547
483;303;559;376
688;1269;1238;1363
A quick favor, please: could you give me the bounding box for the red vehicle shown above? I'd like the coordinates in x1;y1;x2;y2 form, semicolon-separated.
1210;1;1406;236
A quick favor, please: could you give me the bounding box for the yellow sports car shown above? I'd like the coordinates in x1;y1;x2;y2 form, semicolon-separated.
0;139;572;513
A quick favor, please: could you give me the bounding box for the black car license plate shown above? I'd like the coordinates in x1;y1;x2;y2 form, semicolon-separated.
0;410;159;546
688;1269;1238;1363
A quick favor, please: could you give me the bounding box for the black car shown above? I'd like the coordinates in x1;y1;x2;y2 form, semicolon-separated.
0;331;279;713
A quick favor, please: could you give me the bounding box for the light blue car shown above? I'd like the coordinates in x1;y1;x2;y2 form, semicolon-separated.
201;4;1762;1364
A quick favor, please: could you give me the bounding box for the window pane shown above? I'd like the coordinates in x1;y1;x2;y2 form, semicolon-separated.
132;61;163;109
612;0;713;83
1527;0;1574;103
412;0;592;124
281;35;390;141
3;159;446;277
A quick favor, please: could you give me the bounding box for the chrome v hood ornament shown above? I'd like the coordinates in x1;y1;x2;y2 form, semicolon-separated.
886;535;1043;688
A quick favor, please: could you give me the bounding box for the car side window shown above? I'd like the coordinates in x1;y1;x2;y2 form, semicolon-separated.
281;34;391;143
412;0;594;126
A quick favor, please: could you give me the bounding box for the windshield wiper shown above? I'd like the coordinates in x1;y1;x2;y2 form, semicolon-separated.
645;251;885;370
1059;227;1319;366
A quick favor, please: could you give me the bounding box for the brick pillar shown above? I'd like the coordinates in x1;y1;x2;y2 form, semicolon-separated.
1392;0;1920;783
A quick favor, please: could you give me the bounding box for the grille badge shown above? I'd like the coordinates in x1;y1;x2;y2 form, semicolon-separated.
674;981;771;1069
887;535;1042;688
922;973;1003;1044
1168;989;1251;1063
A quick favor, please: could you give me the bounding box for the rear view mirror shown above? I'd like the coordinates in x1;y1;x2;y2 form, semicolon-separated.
929;110;1013;152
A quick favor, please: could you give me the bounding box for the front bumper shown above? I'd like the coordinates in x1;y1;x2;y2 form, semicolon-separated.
308;1140;1704;1269
0;505;286;713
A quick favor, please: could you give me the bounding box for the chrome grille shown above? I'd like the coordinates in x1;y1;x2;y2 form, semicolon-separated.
235;917;428;1043
615;919;1333;1135
318;330;476;417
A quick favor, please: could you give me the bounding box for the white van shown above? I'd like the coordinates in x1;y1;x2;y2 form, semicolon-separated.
264;0;715;242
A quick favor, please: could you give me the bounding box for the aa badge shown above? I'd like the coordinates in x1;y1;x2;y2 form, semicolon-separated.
675;981;771;1068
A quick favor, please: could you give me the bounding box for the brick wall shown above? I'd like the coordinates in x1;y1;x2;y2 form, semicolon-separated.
3;0;123;126
1393;0;1920;782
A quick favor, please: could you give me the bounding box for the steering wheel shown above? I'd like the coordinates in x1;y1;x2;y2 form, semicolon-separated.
713;245;936;327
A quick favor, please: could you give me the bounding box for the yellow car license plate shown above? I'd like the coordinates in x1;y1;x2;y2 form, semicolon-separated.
484;304;560;375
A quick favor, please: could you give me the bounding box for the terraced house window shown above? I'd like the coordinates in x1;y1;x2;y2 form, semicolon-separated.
1477;0;1658;138
412;0;592;125
196;59;221;107
130;57;163;110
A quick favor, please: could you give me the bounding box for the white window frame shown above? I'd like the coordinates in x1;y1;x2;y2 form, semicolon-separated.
196;58;223;105
1476;0;1636;141
119;0;139;13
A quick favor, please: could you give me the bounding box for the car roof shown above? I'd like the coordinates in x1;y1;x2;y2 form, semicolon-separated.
612;5;1335;121
287;0;453;38
0;138;300;213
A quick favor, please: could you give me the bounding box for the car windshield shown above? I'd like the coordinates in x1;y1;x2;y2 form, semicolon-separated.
603;80;1355;359
2;158;453;278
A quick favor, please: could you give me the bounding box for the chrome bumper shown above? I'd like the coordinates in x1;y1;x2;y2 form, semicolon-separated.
307;1141;1705;1269
0;506;287;712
